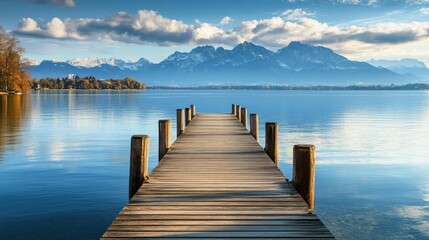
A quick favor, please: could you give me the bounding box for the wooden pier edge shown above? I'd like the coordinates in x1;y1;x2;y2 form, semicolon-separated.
293;144;316;211
241;107;247;128
158;119;171;161
250;113;259;140
235;105;241;121
128;135;149;200
176;109;184;137
264;122;278;166
185;108;191;126
103;105;333;239
190;104;196;119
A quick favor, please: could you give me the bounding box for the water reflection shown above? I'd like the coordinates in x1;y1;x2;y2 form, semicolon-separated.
1;90;429;239
0;95;32;161
397;205;429;237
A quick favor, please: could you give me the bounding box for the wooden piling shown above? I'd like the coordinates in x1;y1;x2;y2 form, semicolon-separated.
190;104;196;119
250;113;259;140
176;109;184;137
185;108;191;126
264;122;278;166
232;104;236;115
129;135;150;200
293;144;316;211
236;105;241;122
158;119;171;161
241;107;247;128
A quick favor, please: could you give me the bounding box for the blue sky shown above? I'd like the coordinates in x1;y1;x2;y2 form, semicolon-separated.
1;0;429;65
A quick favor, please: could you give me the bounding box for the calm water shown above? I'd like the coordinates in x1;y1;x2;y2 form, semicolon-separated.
1;90;428;239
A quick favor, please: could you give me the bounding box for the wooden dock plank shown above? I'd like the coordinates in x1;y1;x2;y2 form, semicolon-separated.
102;113;333;239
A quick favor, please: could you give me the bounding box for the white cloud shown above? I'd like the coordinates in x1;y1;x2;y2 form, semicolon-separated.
14;9;429;60
281;9;312;20
337;0;361;4
17;17;83;39
420;7;429;14
337;0;379;5
219;16;232;25
406;0;429;4
45;17;67;38
15;10;241;46
368;0;378;6
19;18;41;32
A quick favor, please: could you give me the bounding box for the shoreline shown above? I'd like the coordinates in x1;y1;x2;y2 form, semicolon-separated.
5;83;428;93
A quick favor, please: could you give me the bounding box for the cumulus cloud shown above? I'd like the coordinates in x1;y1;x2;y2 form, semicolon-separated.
13;9;429;57
338;0;361;4
28;0;75;7
367;0;378;5
281;9;312;20
219;16;232;25
420;7;429;14
17;17;83;39
336;0;379;5
15;10;240;46
406;0;429;4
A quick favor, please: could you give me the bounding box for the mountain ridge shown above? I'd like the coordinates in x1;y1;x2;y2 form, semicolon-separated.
367;59;429;79
29;41;425;85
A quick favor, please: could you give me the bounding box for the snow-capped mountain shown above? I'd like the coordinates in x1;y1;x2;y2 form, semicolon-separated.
29;41;421;85
277;41;350;70
367;59;429;79
65;57;150;70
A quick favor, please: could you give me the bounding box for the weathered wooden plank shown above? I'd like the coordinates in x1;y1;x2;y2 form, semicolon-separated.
123;205;310;211
102;237;335;240
128;199;303;204
107;225;331;232
102;231;334;238
130;197;305;202
119;209;310;215
110;219;325;226
102;238;334;240
114;215;322;220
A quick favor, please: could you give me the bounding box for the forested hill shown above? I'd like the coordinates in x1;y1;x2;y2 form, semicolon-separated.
33;76;145;90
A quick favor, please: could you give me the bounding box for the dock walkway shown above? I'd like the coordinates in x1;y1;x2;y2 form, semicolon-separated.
102;113;333;239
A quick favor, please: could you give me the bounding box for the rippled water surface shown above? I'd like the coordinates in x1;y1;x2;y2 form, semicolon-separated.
1;90;428;239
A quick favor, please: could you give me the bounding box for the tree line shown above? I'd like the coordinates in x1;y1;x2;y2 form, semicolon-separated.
0;27;31;92
33;76;146;90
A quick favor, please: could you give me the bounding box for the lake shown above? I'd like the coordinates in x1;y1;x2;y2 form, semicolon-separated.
0;90;428;239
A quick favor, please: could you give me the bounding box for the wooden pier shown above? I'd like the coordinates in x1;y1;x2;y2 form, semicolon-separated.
102;105;333;239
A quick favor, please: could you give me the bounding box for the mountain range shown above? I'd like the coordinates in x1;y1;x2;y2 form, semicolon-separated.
29;41;428;86
367;59;429;80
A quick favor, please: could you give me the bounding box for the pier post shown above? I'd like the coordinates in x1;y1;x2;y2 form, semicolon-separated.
159;120;171;161
129;135;150;200
293;144;316;211
232;104;236;115
250;113;259;140
241;108;247;128
177;109;184;137
190;104;196;119
236;105;241;122
265;122;278;166
185;108;192;126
